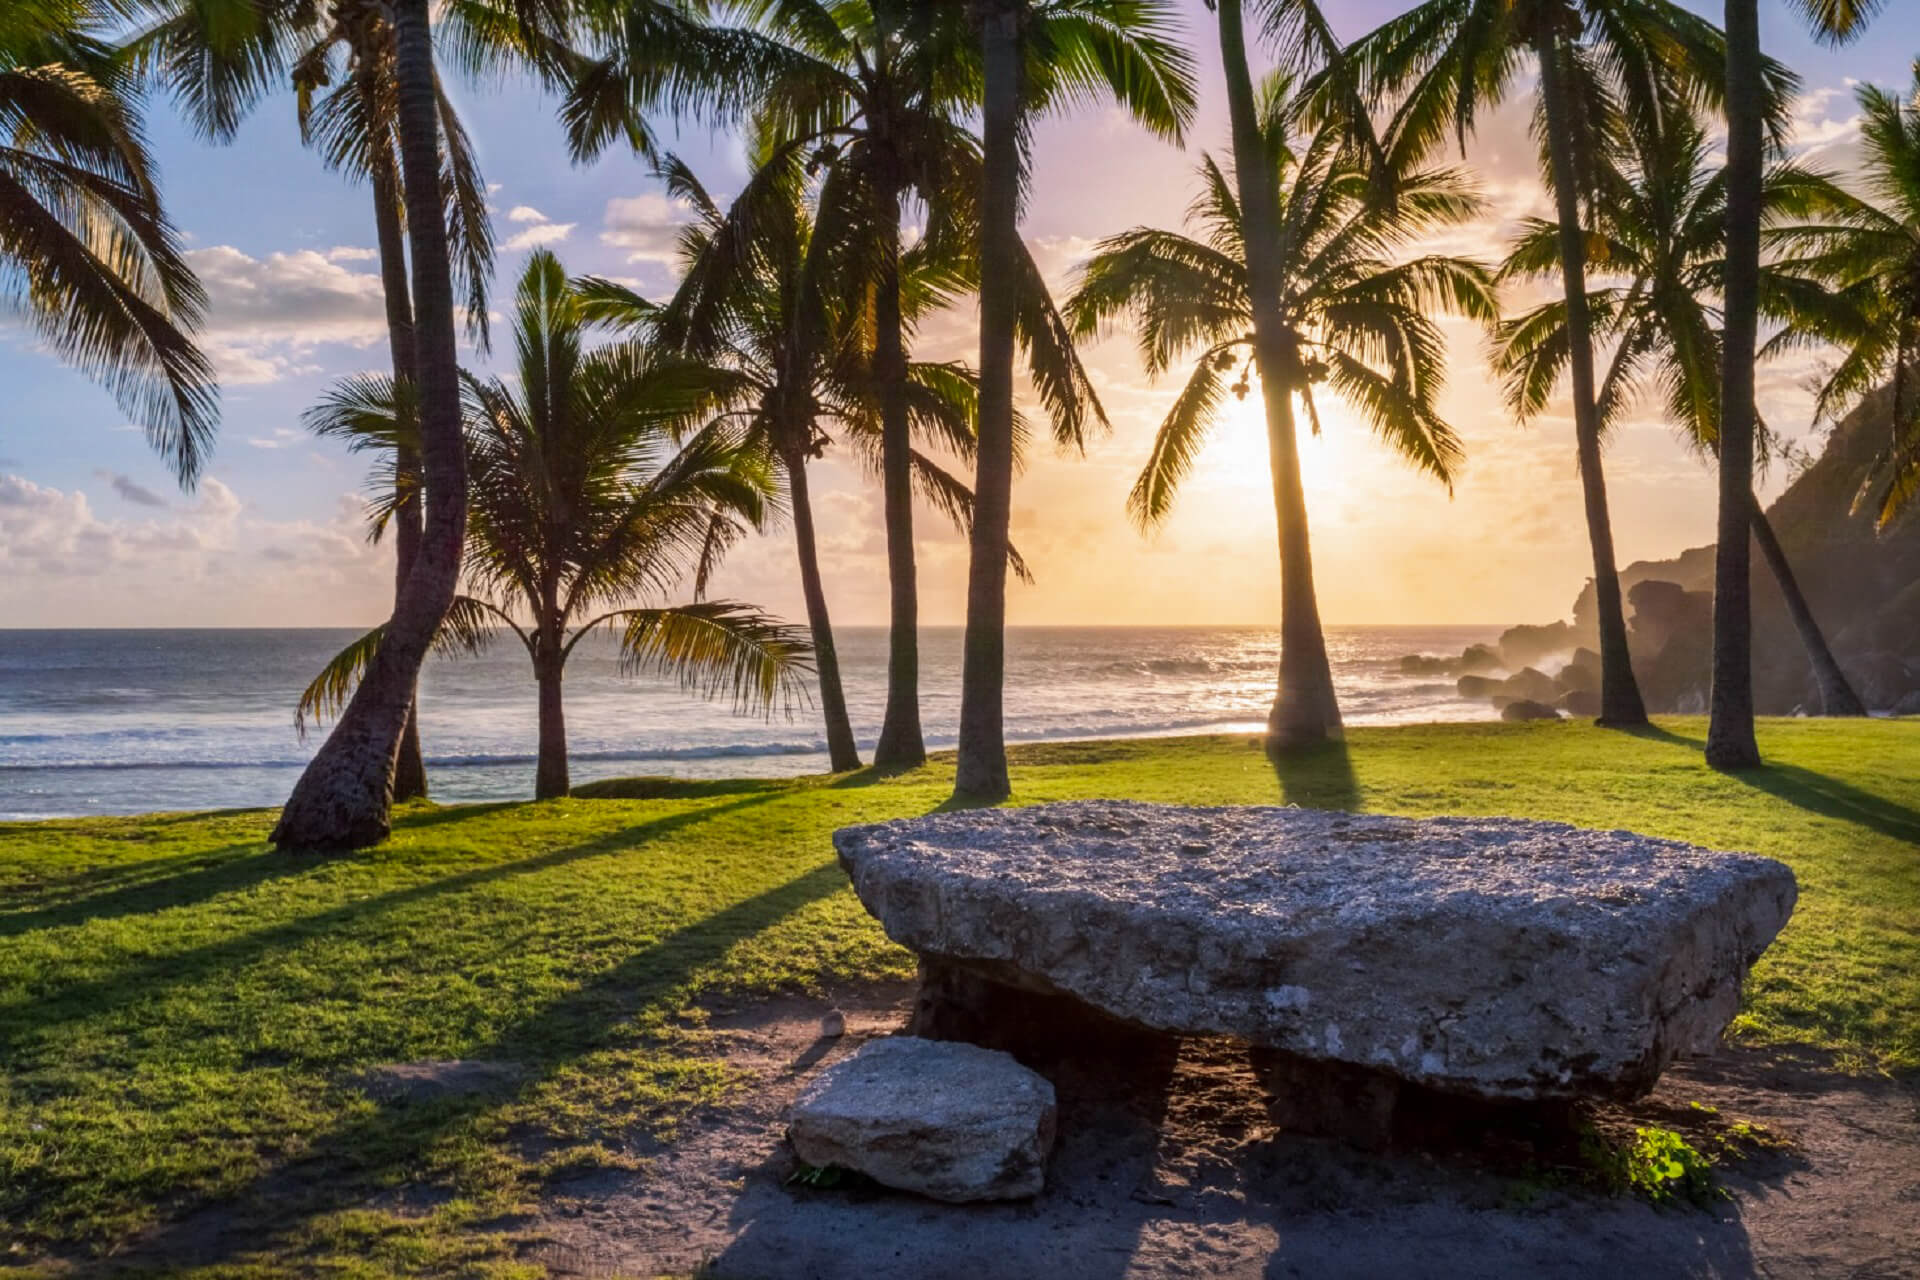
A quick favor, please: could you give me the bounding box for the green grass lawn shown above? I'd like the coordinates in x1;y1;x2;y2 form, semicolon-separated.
1;719;1915;1275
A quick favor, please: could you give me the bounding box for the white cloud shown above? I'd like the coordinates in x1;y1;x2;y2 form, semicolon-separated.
184;245;390;386
502;221;576;251
601;192;694;266
0;472;389;625
325;245;378;262
507;205;550;223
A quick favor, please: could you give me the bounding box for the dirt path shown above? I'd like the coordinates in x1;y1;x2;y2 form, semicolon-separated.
525;985;1920;1280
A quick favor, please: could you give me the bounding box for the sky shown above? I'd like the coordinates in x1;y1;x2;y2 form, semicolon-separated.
3;0;1917;630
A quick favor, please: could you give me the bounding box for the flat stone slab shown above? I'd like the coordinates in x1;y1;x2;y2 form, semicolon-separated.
833;801;1797;1100
788;1037;1056;1201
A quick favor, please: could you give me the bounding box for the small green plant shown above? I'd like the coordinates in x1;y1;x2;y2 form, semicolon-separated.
785;1161;876;1191
1582;1124;1723;1207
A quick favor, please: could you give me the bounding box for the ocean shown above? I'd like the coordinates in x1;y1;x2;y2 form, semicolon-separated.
0;625;1508;819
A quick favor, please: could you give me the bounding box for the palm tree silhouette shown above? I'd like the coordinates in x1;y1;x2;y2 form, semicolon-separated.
1350;0;1777;732
1768;60;1920;530
1494;110;1866;715
576;156;1019;773
1068;74;1496;743
288;0;496;799
955;0;1196;800
299;251;812;799
3;0;216;484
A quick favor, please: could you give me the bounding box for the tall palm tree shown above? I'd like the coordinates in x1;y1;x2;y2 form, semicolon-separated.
288;0;495;801
128;0;640;844
275;0;470;847
576;156;1018;773
1710;0;1879;767
1068;76;1496;740
731;1;1129;777
3;0;217;485
955;0;1196;800
719;1;986;771
1205;0;1349;751
298;251;812;799
1494;111;1867;715
1767;61;1917;529
1349;0;1778;731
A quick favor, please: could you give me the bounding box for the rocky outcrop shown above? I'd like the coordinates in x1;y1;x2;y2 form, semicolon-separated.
835;801;1796;1103
1560;386;1920;712
1457;674;1503;699
788;1037;1056;1202
1498;622;1580;670
1500;699;1561;721
1557;689;1603;718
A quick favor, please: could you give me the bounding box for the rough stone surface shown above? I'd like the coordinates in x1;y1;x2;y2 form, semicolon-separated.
787;1036;1056;1201
1500;698;1562;721
833;801;1797;1101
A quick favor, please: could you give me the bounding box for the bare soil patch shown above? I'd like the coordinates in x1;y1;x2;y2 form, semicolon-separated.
525;984;1920;1280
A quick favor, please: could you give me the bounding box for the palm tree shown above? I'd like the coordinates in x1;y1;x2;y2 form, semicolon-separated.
288;0;495;801
1710;0;1880;766
718;1;987;771
955;0;1196;800
1494;110;1867;715
1767;61;1917;530
1349;0;1777;731
298;251;812;799
128;0;616;844
1068;77;1497;739
274;0;471;847
2;0;217;485
576;157;1018;773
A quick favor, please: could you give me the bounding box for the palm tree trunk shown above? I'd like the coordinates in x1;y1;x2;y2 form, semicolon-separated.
533;634;569;800
270;0;468;850
954;0;1022;802
786;447;862;771
1532;26;1647;727
369;127;428;803
1750;499;1866;715
1216;0;1340;750
1707;0;1763;767
871;172;925;770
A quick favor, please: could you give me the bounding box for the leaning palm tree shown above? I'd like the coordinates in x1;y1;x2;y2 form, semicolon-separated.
298;251;812;799
577;156;1021;773
1067;77;1497;743
1348;0;1787;731
1710;0;1880;766
288;0;496;801
130;0;490;846
1767;61;1919;530
956;0;1196;800
1494;110;1867;715
2;0;217;485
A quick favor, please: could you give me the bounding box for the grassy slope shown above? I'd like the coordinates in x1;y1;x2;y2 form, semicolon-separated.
0;719;1914;1274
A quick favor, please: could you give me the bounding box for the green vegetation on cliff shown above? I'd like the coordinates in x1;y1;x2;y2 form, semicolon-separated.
1;720;1915;1273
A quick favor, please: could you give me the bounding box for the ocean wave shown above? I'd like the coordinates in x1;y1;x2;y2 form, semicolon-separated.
0;715;1280;774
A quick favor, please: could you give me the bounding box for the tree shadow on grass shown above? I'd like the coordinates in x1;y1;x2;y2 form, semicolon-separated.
0;841;307;942
1730;763;1920;846
123;861;850;1272
1266;739;1361;811
0;794;783;1060
1619;723;1920;844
